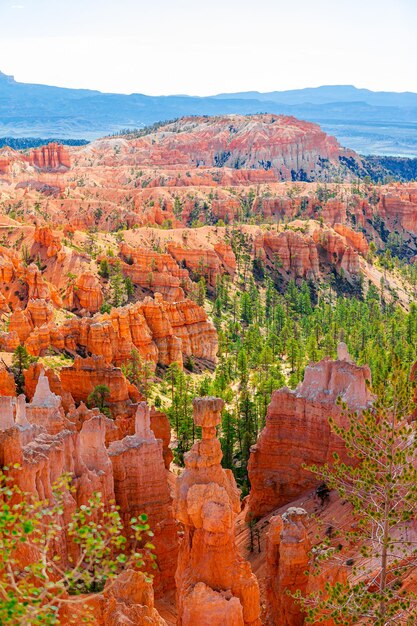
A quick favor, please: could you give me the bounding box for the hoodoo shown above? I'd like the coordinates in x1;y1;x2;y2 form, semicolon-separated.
108;403;178;594
174;396;261;626
266;508;311;626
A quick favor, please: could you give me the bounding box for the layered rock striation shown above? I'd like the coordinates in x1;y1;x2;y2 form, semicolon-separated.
102;115;354;181
30;143;71;170
20;294;218;368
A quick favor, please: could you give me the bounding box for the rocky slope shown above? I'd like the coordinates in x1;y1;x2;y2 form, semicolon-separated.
1;121;416;256
105;115;354;181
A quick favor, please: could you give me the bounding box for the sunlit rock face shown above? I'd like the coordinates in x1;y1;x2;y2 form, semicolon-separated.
59;569;168;625
17;295;218;369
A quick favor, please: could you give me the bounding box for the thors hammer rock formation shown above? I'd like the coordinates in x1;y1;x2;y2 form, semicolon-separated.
248;344;373;518
175;396;261;626
266;508;311;626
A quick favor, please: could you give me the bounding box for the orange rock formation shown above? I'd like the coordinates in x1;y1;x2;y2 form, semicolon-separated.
175;396;261;626
248;343;373;518
30;143;71;170
255;230;320;281
266;508;311;625
0;363;16;396
0;372;176;611
119;243;190;300
22;294;218;368
108;403;178;594
95;115;353;181
60;569;167;625
59;355;136;413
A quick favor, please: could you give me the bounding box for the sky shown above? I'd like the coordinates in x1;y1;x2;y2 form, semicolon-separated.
0;0;416;96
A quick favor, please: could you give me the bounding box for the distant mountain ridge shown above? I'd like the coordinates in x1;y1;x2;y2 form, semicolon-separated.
0;72;416;157
213;85;417;107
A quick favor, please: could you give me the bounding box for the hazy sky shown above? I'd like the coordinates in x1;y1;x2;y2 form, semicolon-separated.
1;0;416;95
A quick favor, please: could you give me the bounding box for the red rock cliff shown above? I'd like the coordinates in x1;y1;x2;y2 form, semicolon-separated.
23;293;218;368
30;143;71;170
248;343;372;518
